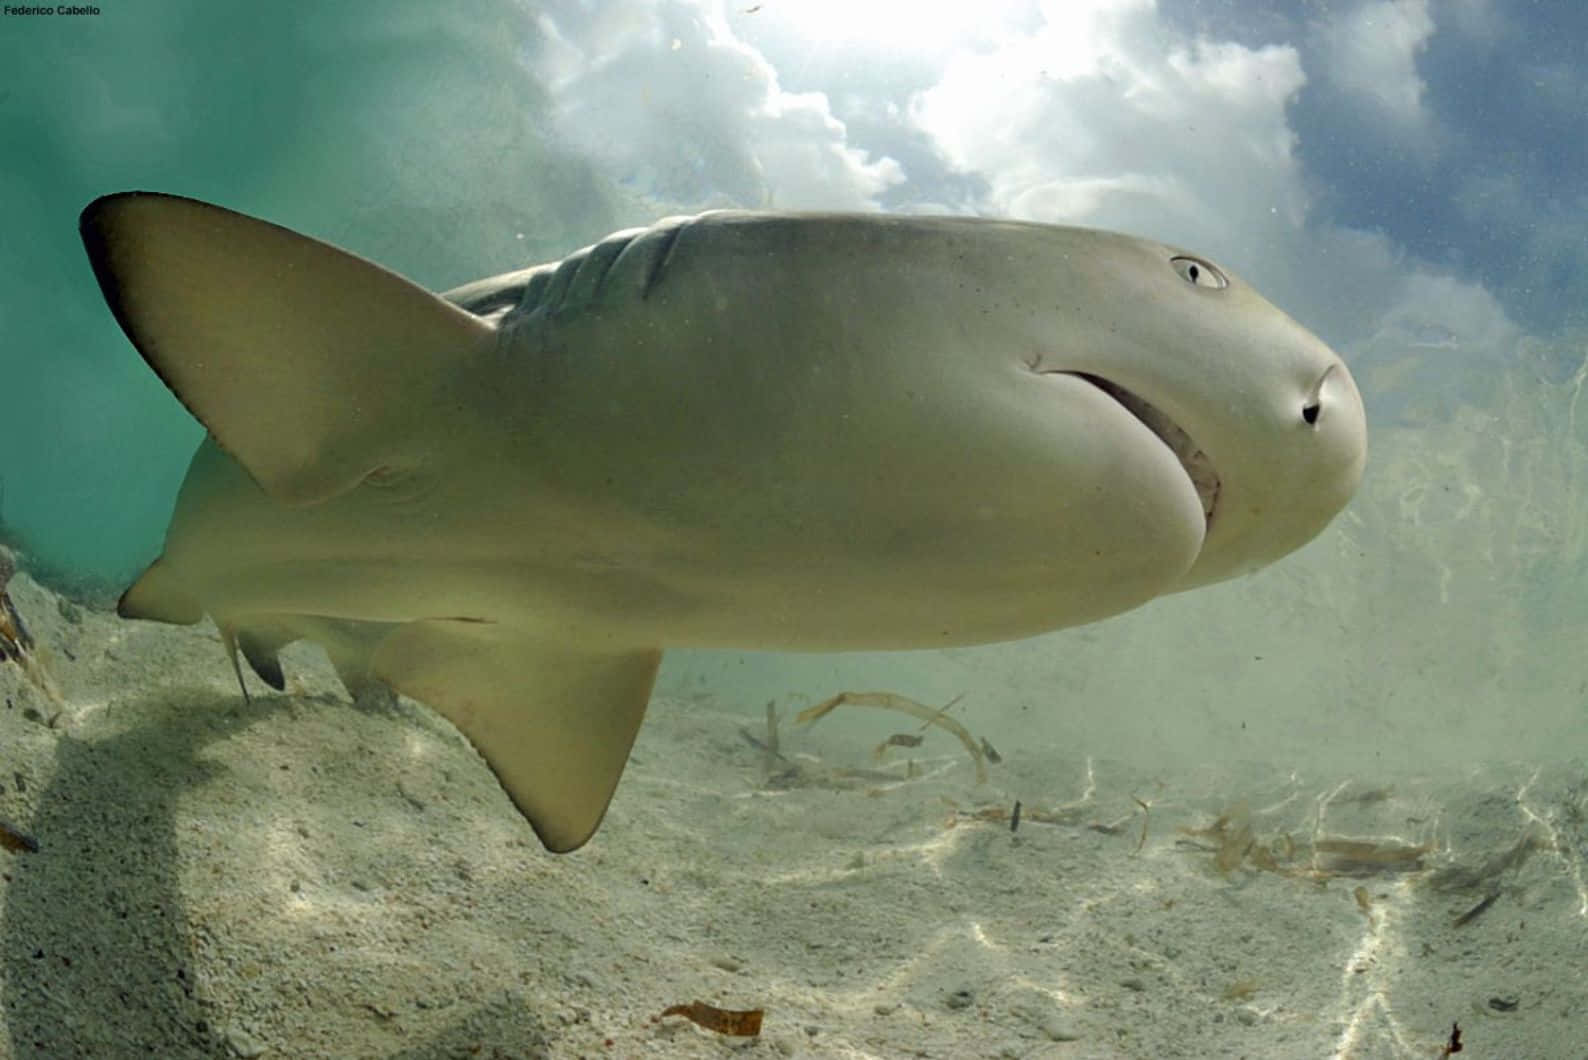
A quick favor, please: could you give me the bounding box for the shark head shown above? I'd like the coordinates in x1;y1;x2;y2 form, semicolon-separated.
997;226;1367;593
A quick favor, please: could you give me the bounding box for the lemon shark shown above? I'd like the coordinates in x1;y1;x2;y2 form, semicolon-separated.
80;193;1366;852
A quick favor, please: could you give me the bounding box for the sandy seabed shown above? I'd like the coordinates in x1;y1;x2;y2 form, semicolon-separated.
0;571;1584;1059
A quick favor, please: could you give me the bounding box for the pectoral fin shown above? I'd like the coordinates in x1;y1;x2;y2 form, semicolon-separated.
371;620;660;853
79;192;494;506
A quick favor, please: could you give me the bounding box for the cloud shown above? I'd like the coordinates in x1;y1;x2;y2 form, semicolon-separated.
911;1;1306;264
1316;0;1435;130
530;0;902;210
1450;170;1588;340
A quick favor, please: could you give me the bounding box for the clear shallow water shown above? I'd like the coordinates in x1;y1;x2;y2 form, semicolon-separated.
2;3;1585;1057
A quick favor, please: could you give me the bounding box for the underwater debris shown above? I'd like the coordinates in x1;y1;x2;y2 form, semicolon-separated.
1439;1021;1463;1056
659;1001;764;1037
872;732;924;760
737;700;788;774
953;804;1013;828
1216;821;1254;875
0;583;33;663
1180;802;1256;876
1179;803;1435;881
1312;837;1433;875
1353;885;1373;915
1428;827;1548;893
0;819;38;854
945;797;1099;833
1032;800;1096;827
1221;979;1259;1002
1133;797;1151;853
745;702;927;791
796;691;989;783
1452;890;1501;928
979;737;1002;764
0;551;64;710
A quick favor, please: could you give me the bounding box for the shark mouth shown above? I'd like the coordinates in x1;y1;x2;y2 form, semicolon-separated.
1072;373;1221;525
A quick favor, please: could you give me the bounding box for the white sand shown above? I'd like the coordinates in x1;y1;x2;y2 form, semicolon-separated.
0;570;1583;1058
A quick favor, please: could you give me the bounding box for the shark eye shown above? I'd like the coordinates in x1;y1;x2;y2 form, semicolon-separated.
1171;255;1227;290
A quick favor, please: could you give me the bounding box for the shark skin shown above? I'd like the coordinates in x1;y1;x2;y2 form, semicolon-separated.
80;193;1366;852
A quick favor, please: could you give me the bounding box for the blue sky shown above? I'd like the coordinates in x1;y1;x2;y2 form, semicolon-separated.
0;0;1578;580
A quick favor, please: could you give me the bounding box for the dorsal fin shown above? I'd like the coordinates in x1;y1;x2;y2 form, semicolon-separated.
80;192;495;505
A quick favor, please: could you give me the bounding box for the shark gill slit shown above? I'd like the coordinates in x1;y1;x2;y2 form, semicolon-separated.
641;220;688;299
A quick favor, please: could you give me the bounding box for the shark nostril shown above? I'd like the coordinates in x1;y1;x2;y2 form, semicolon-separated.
1302;364;1336;428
